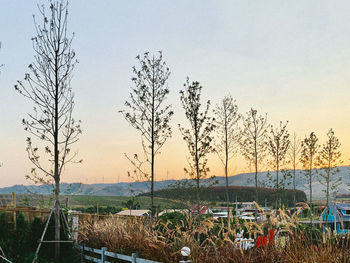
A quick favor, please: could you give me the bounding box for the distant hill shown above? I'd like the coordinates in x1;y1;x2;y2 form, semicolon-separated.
0;166;348;199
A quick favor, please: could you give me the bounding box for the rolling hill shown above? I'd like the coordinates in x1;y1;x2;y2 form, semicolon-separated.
0;166;349;200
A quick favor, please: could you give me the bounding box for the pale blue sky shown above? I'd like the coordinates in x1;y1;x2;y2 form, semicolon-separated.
0;1;350;187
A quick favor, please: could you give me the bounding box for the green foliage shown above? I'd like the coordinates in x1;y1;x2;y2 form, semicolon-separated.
122;197;140;210
145;185;307;207
28;218;44;251
0;212;10;252
0;214;79;263
158;212;186;230
10;213;29;262
69;195;185;211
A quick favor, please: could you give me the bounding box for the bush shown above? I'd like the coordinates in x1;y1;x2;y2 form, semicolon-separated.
79;203;350;263
1;213;79;263
0;212;10;253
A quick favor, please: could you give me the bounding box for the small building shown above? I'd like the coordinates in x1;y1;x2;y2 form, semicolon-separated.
321;203;350;234
189;206;212;215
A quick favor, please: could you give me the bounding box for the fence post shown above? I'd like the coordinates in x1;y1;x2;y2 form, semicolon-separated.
80;244;85;263
131;253;138;263
101;247;107;263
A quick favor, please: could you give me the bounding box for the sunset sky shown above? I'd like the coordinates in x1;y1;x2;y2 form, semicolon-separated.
0;0;350;187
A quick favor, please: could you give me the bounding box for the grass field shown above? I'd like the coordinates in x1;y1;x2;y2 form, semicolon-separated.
0;193;187;211
68;195;186;210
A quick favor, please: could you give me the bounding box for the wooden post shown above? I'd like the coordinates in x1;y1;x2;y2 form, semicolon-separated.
12;192;16;208
97;202;99;219
101;247;107;263
131;253;138;263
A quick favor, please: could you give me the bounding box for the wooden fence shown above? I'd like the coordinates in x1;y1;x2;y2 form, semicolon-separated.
77;245;162;263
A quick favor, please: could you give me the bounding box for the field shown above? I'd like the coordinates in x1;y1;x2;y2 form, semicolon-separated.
0;193;187;212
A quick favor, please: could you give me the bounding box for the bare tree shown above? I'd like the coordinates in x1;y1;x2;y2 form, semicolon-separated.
179;78;215;214
120;51;173;215
240;108;268;202
316;129;342;206
288;132;302;208
300;132;319;221
213;95;240;208
267;121;290;190
15;1;81;259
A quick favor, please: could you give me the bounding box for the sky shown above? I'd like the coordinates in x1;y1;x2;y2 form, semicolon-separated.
0;0;350;187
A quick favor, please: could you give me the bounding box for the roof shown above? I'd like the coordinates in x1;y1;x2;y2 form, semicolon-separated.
117;209;150;217
158;209;188;216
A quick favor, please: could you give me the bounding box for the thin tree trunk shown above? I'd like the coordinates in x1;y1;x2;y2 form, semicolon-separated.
327;152;331;206
195;144;200;216
326;179;329;207
225;160;229;210
54;179;60;260
326;167;330;207
54;47;60;260
254;144;258;202
293;163;296;210
309;151;313;224
151;67;155;217
194;120;200;216
224;110;229;211
276;149;279;190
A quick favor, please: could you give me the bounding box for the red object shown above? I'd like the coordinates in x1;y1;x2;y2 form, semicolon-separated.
189;206;207;215
256;229;275;248
268;229;275;244
256;236;267;247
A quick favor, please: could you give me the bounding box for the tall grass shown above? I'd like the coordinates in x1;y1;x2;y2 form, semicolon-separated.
78;203;350;263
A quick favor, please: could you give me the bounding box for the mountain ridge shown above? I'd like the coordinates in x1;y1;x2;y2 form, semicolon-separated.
0;166;349;199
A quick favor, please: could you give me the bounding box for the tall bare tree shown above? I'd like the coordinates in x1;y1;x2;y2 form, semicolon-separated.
267;121;290;190
213;95;240;208
15;1;81;259
240;108;268;202
120;51;173;215
179;78;215;213
300;132;318;221
316;129;342;206
288;132;302;208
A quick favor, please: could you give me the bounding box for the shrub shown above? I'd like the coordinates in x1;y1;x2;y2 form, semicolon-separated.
79;202;350;262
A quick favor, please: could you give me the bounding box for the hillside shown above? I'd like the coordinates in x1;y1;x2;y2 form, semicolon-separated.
141;185;307;207
0;166;348;199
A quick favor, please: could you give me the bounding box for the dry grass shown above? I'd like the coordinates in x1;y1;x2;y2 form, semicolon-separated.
78;203;350;263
